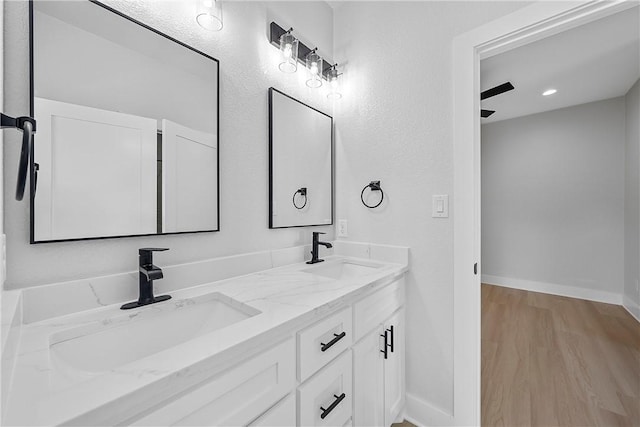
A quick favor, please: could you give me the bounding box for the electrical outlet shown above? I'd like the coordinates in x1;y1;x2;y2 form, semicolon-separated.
338;219;348;237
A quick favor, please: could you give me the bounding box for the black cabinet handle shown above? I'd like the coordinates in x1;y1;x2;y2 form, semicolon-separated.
387;325;394;353
380;330;388;359
321;332;346;352
320;393;346;420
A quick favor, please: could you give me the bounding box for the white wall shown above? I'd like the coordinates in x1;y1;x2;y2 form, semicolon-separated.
332;0;531;419
481;98;626;301
3;0;334;289
624;79;640;318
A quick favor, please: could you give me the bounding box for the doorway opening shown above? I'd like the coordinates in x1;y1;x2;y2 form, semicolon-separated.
452;2;639;425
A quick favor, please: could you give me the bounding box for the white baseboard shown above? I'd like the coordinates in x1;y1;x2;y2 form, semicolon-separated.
481;274;622;305
405;392;455;427
623;295;640;323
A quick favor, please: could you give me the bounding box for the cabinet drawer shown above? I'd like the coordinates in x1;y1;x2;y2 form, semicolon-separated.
353;279;404;341
298;350;353;427
248;393;295;427
131;338;295;426
298;307;352;382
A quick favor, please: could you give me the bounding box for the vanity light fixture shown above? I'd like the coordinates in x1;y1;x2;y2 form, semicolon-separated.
327;64;342;100
278;28;298;73
196;0;223;31
542;88;557;96
269;22;338;88
306;48;323;88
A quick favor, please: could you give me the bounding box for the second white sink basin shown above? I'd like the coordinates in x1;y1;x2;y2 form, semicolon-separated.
303;260;383;281
50;292;259;373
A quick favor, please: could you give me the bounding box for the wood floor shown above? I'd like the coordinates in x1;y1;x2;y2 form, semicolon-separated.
482;284;640;427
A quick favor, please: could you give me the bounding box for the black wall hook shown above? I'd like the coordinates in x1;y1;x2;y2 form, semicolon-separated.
361;180;384;208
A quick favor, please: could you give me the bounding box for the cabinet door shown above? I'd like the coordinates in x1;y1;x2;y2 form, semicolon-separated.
131;338;294;426
353;326;384;427
384;308;405;427
161;119;217;233
248;393;295;427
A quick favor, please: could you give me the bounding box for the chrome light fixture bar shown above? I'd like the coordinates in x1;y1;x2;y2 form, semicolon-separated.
269;21;334;81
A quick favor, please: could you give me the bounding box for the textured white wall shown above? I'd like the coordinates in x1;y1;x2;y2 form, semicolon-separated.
332;0;531;416
625;79;640;308
3;0;334;289
481;98;626;296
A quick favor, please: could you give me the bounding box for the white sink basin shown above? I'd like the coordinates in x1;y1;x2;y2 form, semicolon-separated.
49;292;259;373
303;260;383;281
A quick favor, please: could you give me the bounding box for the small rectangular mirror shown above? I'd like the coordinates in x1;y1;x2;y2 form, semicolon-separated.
269;88;333;228
30;0;219;242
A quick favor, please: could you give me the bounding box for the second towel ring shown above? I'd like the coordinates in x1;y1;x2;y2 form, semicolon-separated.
293;187;308;209
361;181;384;209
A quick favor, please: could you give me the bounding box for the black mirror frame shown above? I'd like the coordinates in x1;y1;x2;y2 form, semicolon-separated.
28;0;221;244
268;87;334;229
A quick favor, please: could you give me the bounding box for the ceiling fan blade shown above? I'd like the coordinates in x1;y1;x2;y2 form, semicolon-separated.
481;109;495;118
481;82;514;100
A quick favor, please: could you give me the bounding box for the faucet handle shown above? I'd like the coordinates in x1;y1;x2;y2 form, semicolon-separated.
139;248;169;255
139;248;169;266
313;231;326;236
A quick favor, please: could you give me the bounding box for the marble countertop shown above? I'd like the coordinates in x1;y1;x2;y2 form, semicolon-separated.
4;255;407;426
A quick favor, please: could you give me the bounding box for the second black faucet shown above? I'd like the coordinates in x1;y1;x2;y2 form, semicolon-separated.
307;232;333;264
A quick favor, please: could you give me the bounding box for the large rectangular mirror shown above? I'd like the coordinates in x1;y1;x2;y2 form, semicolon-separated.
30;0;219;243
269;88;333;228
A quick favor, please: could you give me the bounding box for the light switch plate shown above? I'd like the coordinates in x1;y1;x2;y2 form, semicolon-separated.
432;195;449;218
337;219;348;237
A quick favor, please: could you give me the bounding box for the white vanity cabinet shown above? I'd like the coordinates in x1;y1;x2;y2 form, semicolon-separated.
353;280;405;427
124;277;404;427
130;338;295;426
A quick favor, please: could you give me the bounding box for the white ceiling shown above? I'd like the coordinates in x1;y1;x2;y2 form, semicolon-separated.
480;6;640;124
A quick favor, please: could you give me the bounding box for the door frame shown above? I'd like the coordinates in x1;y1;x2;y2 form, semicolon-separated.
452;1;638;425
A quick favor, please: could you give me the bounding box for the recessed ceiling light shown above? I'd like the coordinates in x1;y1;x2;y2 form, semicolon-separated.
542;89;557;96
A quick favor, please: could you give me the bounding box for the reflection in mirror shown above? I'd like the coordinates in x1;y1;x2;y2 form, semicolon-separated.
30;0;219;242
269;88;333;228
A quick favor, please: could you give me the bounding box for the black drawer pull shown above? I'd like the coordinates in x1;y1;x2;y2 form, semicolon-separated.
380;330;388;359
387;325;394;353
320;393;346;420
321;332;346;352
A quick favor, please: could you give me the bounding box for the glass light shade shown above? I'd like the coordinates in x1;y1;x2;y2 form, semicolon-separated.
279;32;298;73
306;51;323;88
196;0;223;31
327;67;342;99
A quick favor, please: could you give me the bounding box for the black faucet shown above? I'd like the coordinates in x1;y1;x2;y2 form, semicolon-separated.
307;232;333;264
121;248;172;310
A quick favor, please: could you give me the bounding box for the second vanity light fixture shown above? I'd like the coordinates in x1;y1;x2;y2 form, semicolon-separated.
270;22;342;97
